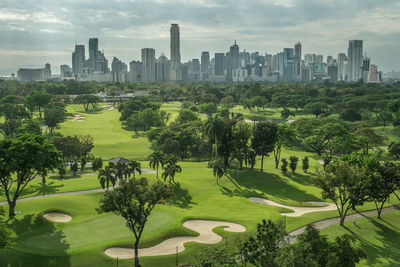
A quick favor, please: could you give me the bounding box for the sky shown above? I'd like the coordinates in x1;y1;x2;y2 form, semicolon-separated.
0;0;399;74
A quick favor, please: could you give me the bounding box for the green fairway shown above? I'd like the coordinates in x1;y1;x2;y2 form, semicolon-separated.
322;210;400;267
58;105;151;160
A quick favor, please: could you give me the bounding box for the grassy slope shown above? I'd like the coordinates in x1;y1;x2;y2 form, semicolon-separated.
1;103;400;266
322;210;400;267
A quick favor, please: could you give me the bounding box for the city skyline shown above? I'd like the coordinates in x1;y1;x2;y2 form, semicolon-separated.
0;0;399;74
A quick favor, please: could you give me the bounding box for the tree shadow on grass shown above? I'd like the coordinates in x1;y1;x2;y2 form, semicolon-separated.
169;182;196;209
286;173;318;187
222;169;321;202
18;181;64;198
0;214;71;267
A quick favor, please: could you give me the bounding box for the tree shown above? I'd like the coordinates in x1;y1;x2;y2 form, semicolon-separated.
316;161;368;226
211;158;225;185
98;166;117;191
246;149;257;170
161;161;182;184
378;110;393;130
289;156;299;174
78;134;94;171
73;95;92;112
273;124;295;168
199;103;218;117
302;156;309;173
340;109;362;122
92;157;103;172
205;115;226;159
191;246;237;267
71;162;78;175
388;142;400;159
128;160;142;179
111;161;130;181
97;178;172;267
0;134;61;217
355;127;384;155
304;102;330;117
25;91;52;117
53;136;81;178
44;106;65;134
251;122;278;172
281;158;288;174
148;152;165;179
241;219;287;266
176;108;199;124
281;108;295;120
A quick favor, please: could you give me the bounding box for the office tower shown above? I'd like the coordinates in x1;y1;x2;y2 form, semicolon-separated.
294;42;302;77
111;57;127;82
17;64;51;81
362;54;370;82
155;53;170;82
226;41;239;81
201;52;210;73
304;54;314;65
367;65;379;83
72;44;85;76
170;24;181;81
337;53;347;81
327;56;334;65
214;53;224;76
347;40;363;82
283;48;295;82
129;60;143;82
315;54;323;63
328;65;338;83
60;64;72;78
89;38;98;71
141;48;156;82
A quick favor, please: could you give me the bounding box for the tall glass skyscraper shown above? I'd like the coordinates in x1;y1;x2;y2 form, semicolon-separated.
347;40;363;82
170;24;181;81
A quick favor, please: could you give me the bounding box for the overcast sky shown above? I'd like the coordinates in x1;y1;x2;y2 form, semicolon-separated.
0;0;399;74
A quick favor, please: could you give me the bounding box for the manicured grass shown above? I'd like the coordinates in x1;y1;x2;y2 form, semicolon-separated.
322;210;400;267
58;105;151;160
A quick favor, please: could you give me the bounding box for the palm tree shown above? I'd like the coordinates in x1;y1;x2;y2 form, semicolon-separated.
128;160;142;179
161;163;182;184
111;161;129;181
211;159;225;185
148;152;165;179
205;115;225;160
98;166;116;191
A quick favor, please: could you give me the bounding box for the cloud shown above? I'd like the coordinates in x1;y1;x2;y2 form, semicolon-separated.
0;0;399;72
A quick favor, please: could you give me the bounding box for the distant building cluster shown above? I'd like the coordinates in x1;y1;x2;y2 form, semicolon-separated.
15;24;382;83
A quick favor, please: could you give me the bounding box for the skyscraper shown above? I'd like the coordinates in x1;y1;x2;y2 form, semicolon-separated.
89;38;98;71
72;44;85;76
347;40;363;82
201;52;210;73
141;48;156;82
214;53;224;76
337;53;347;81
170;24;181;81
227;41;239;81
283;48;295;82
294;42;302;78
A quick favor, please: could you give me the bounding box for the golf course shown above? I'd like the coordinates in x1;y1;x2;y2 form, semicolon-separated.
1;100;400;267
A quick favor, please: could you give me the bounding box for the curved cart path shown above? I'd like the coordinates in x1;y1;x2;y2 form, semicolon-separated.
104;220;246;259
249;197;337;217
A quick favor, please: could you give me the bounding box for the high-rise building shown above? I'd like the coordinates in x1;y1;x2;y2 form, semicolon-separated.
337;53;347;81
155;53;170;82
367;64;380;83
294;42;302;78
170;24;181;81
362;54;370;82
214;53;225;76
283;48;295;82
141;48;156;82
226;41;239;81
60;64;72;78
72;44;85;76
347;40;363;82
17;64;51;81
201;52;210;73
89;38;98;71
111;57;127;82
327;65;338;83
129;61;143;82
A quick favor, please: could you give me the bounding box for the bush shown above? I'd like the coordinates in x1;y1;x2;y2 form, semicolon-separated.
302;156;309;173
281;158;288;174
289;156;299;174
71;162;79;175
92;157;103;172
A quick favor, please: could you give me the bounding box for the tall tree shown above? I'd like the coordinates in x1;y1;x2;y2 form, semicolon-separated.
211;158;225;185
25;91;52;117
128;160;142;179
205;115;226;159
148;152;165;179
273;124;295;168
98;178;172;267
317;161;368;226
78;134;95;171
98;166;116;191
0;134;61;217
251;122;278;172
161;161;182;184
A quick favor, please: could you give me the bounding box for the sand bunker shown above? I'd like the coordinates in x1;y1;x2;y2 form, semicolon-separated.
68;114;84;122
249;197;336;217
43;212;72;223
104;220;246;259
